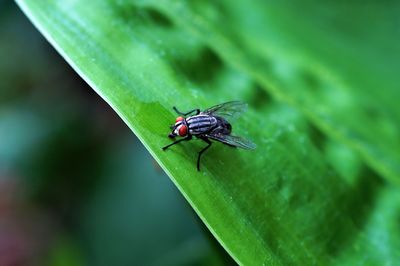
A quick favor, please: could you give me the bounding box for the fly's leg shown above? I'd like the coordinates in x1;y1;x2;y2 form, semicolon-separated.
162;135;192;151
173;106;200;116
197;137;212;171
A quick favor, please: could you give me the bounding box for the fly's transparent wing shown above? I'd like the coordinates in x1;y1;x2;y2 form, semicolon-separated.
202;101;247;120
206;133;257;150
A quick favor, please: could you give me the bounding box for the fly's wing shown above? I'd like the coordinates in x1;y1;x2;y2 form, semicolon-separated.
201;101;247;121
206;133;257;150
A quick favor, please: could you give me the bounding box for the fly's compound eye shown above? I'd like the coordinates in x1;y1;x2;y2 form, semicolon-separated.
178;125;188;136
175;116;184;123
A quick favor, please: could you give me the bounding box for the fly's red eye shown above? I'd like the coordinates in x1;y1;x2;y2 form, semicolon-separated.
176;116;184;123
178;125;187;136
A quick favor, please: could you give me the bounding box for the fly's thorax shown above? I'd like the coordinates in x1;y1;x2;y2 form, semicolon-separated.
186;114;218;135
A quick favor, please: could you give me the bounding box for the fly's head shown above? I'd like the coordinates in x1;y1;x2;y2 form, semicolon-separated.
168;116;188;138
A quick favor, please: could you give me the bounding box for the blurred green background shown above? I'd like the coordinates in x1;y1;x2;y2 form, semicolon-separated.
0;2;231;265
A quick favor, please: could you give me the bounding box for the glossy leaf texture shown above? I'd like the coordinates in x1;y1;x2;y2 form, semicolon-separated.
16;0;400;265
148;1;400;184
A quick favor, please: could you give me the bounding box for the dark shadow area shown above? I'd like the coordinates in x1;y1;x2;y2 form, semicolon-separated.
300;68;322;92
142;7;174;28
307;122;328;152
318;164;383;256
111;2;225;87
248;83;272;110
113;4;174;29
173;46;224;85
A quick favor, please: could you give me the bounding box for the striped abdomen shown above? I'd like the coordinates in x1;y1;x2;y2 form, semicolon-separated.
186;115;218;135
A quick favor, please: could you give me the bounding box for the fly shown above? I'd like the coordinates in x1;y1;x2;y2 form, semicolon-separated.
162;101;256;171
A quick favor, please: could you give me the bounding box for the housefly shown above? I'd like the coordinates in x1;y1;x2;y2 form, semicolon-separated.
162;101;256;171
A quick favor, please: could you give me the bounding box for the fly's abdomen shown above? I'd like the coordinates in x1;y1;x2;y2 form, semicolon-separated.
187;115;217;135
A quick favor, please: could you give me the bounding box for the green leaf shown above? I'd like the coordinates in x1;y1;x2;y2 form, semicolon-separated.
147;1;400;184
16;0;400;265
